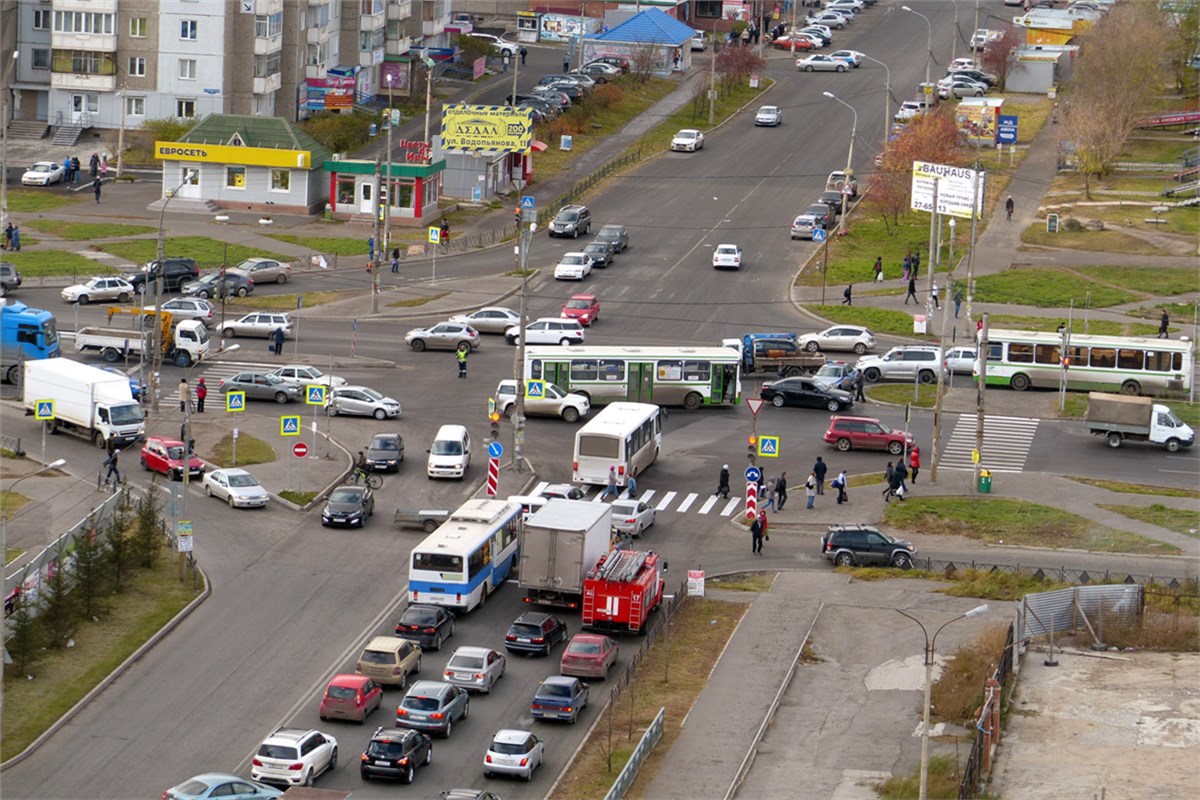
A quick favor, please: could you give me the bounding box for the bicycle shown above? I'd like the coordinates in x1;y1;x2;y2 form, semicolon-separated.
348;467;383;489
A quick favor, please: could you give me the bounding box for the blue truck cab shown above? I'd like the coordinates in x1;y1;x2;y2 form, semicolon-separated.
0;300;61;384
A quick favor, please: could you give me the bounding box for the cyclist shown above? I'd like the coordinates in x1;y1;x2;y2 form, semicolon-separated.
353;450;368;481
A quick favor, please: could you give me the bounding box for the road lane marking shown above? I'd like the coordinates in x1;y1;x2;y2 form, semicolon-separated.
655;491;676;510
698;495;719;514
676;492;698;512
721;498;742;516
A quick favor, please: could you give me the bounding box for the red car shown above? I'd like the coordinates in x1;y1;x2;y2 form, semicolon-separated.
771;34;815;50
822;416;914;455
139;436;204;481
561;294;600;326
319;673;383;723
560;633;619;679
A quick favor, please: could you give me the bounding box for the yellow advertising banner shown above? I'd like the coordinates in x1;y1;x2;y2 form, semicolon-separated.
155;141;312;169
440;105;534;153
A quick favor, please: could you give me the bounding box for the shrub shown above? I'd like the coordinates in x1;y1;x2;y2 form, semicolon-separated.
140;117;198;143
133;481;164;569
6;595;43;675
591;83;624;109
300;110;375;154
929;623;1011;725
40;546;79;648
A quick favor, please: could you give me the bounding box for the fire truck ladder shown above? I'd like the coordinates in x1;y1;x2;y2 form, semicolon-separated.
601;550;647;583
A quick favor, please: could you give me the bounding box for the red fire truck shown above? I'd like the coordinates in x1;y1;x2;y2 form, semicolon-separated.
581;550;666;635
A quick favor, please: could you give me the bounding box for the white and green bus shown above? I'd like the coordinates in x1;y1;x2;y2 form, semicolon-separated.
524;345;742;410
979;329;1194;395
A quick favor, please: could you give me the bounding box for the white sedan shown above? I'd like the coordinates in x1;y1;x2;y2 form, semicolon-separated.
203;468;270;508
755;105;782;126
61;276;136;304
712;243;743;270
22;161;65;186
554;252;592;280
671;129;705;151
798;54;849;72
266;364;347;388
611;498;655;537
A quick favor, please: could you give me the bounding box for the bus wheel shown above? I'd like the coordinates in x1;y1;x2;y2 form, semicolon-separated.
1010;373;1031;391
1120;380;1141;396
683;392;702;410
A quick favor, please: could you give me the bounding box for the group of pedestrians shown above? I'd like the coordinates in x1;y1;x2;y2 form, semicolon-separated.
59;153;107;202
2;222;21;251
882;446;920;502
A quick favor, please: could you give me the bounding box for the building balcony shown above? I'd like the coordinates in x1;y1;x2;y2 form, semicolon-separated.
255;33;283;55
52;33;117;53
361;13;386;31
359;48;385;68
251;0;285;13
254;73;283;94
387;0;413;21
386;36;413;56
306;64;328;80
307;26;331;44
51;72;116;92
57;0;116;11
421;16;448;37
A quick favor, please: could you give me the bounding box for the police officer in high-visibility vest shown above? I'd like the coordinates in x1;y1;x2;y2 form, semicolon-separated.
456;345;469;379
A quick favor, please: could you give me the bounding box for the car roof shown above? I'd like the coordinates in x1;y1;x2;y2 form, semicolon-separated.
515;611;554;624
147;436;184;447
492;729;534;745
328;672;371;687
371;726;419;742
540;675;579;687
569;293;596;301
830;415;883;423
218;467;251;477
451;645;495;658
261;727;315;744
407;680;453;696
332;484;367;495
570;632;611;643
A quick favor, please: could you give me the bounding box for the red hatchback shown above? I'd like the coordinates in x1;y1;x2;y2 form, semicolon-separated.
823;416;914;455
140;436;204;481
561;294;600;326
560;633;619;679
319;673;383;723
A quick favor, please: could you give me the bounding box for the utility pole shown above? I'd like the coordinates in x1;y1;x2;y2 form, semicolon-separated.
973;0;982;69
1;51;19;229
925;179;939;316
423;59;434;164
116;75;128;178
371;157;382;313
152;169;196;413
964;167;984;336
383;74;395;276
513;222;533;470
708;33;716;126
974;313;989;493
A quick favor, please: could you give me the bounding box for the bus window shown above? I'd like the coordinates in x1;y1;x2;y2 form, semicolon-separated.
468;544;489;579
413;552;463;572
657;360;682;381
1089;348;1116;368
1116;349;1143;370
1034;344;1060;364
1008;343;1034;363
570;359;598;381
986;343;1002;361
599;359;625;381
578;434;620;458
529;359;542;379
683;360;711;381
1068;345;1088;366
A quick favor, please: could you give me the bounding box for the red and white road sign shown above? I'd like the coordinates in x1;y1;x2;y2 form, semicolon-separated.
292;442;309;458
486;456;499;497
746;398;765;416
745;481;758;519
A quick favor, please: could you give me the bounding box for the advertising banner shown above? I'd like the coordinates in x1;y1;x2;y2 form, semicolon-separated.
910;161;984;219
440;104;534;153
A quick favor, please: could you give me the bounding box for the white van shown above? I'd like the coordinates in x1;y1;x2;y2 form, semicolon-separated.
427;424;471;479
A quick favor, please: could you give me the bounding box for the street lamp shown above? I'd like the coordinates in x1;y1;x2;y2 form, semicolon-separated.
178;344;238;532
901;5;933;89
383;73;394;283
860;54;892;139
1;50;21;228
896;603;990;800
151;168;198;413
823;92;857;236
512;221;536;471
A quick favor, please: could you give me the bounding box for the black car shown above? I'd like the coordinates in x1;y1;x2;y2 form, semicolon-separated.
504;612;568;656
181;271;254;300
594;224;629;253
760;377;854;411
805;203;833;230
127;257;200;294
816;190;845;218
360;727;433;783
321;485;375;527
543;81;583;101
582;240;614;268
819;524;916;569
366;433;404;472
396;604;456;650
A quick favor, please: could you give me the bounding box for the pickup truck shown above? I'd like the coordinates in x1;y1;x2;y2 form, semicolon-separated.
723;333;826;377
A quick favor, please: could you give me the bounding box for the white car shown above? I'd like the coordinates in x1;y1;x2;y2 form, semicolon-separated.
443;646;507;693
798;54;849;72
468;32;518;56
21;161;65;186
948;57;977;73
266;365;347;388
326;385;401;419
504;317;586;346
828;0;866;11
484;729;544;782
944;346;978;375
807;12;849;29
251;728;337;787
691;30;707;50
829;49;864;67
449;306;524;335
799;325;877;354
554;252;592;281
671;129;704;151
203;468;270;508
146;297;215;323
755;105;782;126
61;276;136;304
495;379;590;422
712;243;743;270
938;79;987;99
611;498;655;537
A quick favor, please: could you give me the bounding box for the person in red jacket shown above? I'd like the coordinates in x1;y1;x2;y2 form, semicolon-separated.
909;445;921;484
195;378;208;413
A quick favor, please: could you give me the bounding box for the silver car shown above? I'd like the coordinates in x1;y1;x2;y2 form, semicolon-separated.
202;468;270;508
448;307;523;335
799;325;876;354
404;321;480;352
148;297;215;323
797;54;849;72
396;681;470;738
217;372;301;403
494;380;589;422
222;312;293;339
61;276;136;304
944;346;978;375
611;498;656;537
755;105;782;126
266;365;347;388
229;257;292;285
326;386;401;419
856;345;942;384
443;646;507;693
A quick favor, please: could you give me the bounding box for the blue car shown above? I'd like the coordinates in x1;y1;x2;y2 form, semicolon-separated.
101;366;143;399
530;675;589;724
163;773;282;800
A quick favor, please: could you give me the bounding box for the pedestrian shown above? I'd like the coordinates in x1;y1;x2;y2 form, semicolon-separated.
909;445;921;484
72;155;81;183
563;55;570;73
873;256;883;282
912;248;921;278
391;246;400;273
103;448;122;485
1005;195;1014;221
178;378;189;413
367;235;375;262
833;469;848;504
1159;310;1170;339
895;459;909;495
271;327;285;356
520;45;528;66
759;509;769;543
100;154;108;177
195;378;207;413
456;345;469;378
603;466;619;500
883;461;894;499
775;471;788;510
626;468;638;499
9;225;18;251
903;251;912;280
842;284;853;306
805;471;817;509
715;464;730;499
89;152;99;178
63;156;72;183
931;280;940;309
92;178;102;203
1057;321;1067;334
854;369;865;403
813;456;827;495
440;220;450;247
886;467;906;502
3;222;11;250
904;275;918;305
954;287;964;318
761;476;776;511
750;513;764;554
502;51;510;72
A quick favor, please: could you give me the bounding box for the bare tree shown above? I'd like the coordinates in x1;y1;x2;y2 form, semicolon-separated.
630;42;660;84
1162;3;1199;93
980;25;1022;92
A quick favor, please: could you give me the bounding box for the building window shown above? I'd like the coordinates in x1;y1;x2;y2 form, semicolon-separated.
254;51;281;78
125;96;145;116
359;28;385;52
179;59;196;80
360;0;384;14
176;99;195;118
128;56;146;77
130;17;147;37
695;1;722;18
307;3;331;28
254;12;283;38
423;179;438;207
180;20;197;40
51;50;117;76
306;42;328;66
270;169;290;192
226;166;246;189
32;49;51;70
53;11;115;34
33;9;51;30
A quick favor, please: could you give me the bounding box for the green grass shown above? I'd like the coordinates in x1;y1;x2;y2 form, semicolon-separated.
844;566;1070;601
4;249;117;278
266;233;425;255
972;267;1139;308
1057;395;1198;427
987;314;1160;337
795;211;942;288
1020;224;1173;255
884;496;1181;554
0;490;31;521
279;489;316;505
1073;265;1200;297
1125;300;1197;322
20;220;158;241
4;189;81;213
1061;205;1199;239
801;304;940;339
97;236;288;270
386;291;450;308
707;573;777;592
1119;136;1195;164
227;290;355;311
865;383;943;408
1099;504;1200;538
876;755;961;800
5;547;24;565
1068;477;1200;499
203;432;276;467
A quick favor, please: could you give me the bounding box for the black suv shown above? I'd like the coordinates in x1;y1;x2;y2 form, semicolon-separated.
819;524;916;569
395;604;456;650
360;727;433;783
504;611;568;656
127;257;200;294
549;205;591;238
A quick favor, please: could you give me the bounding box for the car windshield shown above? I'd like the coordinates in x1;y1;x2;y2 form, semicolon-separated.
600;227;621;236
327;686;356;700
403;695;441;711
584;245;604;253
567;640;602;655
361;388;384;401
329;489;361;503
563;256;586;266
677;131;696;139
566;299;591;309
257;744;299;759
227;473;258;487
371;438;399;451
263;374;285;385
367;740;406;758
449;654;484;669
538;683;573;698
491;741;528;755
558;211;579;221
431;440;462;456
403;608;440;625
875;420;895;434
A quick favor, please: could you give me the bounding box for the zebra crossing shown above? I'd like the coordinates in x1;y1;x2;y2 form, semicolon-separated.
198;361;278;383
939;414;1040;474
531;481;745;518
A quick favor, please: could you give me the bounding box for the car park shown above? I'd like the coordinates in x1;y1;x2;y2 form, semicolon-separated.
561;294;600;325
561;633;619;679
895;100;930;121
671;129;705;151
826;169;859;197
356;635;423;688
360;727;433;783
543;81;583;102
586;55;630;73
128;257;201;295
582;240;614;268
467;31;518;56
595;224;629;252
365;432;404;471
494;379;589;422
530;675;589;724
449;307;523;335
321;485;374;528
790;213;821;240
755;105;782;126
530;87;570;110
319;674;383;723
21;161;65;185
505;611;568;656
504;317;585;346
799;24;832;44
221;311;292;339
610;498;655;537
549;204;591;238
944;345;977;375
404;321;480;352
806;12;848;29
228;257;292;284
856;345;942;383
799;324;876;354
217;372;301;403
202;468;270;508
395;681;469;738
250;728;338;787
266;364;346;388
326;385;401;419
798;53;849;72
822;415;914;454
181;272;253;300
938;79;987;99
61;276;135;304
554;252;592;281
712;243;743;270
829;49;864;66
771;32;816;50
573;61;621;81
760;377;854;411
163;774;283;800
953;68;998;87
443;646;507;693
140;436;204;481
484;730;544;782
146;296;214;323
396;604;456;650
517;100;554;122
820;524;916;568
538;72;596;91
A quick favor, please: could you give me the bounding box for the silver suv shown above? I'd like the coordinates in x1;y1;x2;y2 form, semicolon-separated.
856;345;942;384
0;262;22;296
549;205;591;238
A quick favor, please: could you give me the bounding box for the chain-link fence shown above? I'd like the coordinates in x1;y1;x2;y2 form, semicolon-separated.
913;557;1188;590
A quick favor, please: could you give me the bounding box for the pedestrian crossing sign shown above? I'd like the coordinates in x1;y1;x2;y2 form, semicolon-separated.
525;380;545;399
34;399;55;420
305;385;326;405
812;228;826;243
280;415;301;436
428;226;441;244
757;435;780;458
226;392;246;413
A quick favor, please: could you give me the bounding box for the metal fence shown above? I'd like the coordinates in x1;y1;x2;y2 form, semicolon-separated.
604;708;665;800
1013;584;1144;655
959;623;1015;799
0;434;24;456
912;558;1188;591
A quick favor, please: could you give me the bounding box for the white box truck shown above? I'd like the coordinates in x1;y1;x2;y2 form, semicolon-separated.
518;499;612;608
23;358;145;448
1085;392;1194;452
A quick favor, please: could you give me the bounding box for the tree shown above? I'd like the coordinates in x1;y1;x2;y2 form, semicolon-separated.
980;25;1022;92
105;494;135;592
39;549;78;648
862;109;968;233
6;591;44;675
72;516;112;619
453;33;492;66
1162;2;1199;93
132;480;164;569
715;45;766;93
630;42;660;84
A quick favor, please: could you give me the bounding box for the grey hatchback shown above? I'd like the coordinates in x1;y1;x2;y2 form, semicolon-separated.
366;433;404;472
396;681;470;738
594;224;629;253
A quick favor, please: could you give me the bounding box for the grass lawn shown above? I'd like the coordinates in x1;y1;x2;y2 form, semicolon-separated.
1049;172;1191;197
203;432;276;467
1072;265;1200;297
707;572;777;593
1020;224;1173;255
1;551;200;761
21;220;157;241
802;304;940;339
1098;504;1200;538
387;291;450;308
865;383;943;408
1070;477;1200;499
0;490;32;520
5;189;82;213
884;496;1182;554
1119;136;1195;164
1125;300;1197;323
267;232;425;254
98;236;288;270
5;547;24;565
4;249;117;278
987;314;1160;337
1052;204;1199;239
795;211;945;288
227;290;356;311
972;267;1139;308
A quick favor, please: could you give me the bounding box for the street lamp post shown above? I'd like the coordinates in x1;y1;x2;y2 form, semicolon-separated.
383;73;394;282
823;92;857;236
1;50;21;229
901;5;933;89
512;221;535;471
860;54;892;141
897;604;990;800
152;169;198;413
178;344;237;532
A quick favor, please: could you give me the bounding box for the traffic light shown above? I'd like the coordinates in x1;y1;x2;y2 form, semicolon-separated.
490;411;501;442
747;435;756;461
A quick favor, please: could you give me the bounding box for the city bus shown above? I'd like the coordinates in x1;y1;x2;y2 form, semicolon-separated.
979;329;1194;395
572;402;662;486
408;499;522;612
524;345;741;410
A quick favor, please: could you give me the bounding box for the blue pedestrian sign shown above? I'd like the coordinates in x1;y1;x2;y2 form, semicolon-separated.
758;435;780;458
525;379;545;399
997;114;1019;145
488;441;503;458
521;195;535;209
280;415;301;436
305;385;327;405
34;399;55;420
226;392;246;413
745;466;761;483
812;227;826;243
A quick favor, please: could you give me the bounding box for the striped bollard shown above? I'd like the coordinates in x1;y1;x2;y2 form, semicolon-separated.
486;456;499;497
745;481;758;519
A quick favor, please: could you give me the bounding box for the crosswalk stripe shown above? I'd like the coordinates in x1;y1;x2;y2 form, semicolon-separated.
698;495;719;514
720;498;742;517
655;491;676;511
591;490;606;503
675;492;698;512
638;489;656;505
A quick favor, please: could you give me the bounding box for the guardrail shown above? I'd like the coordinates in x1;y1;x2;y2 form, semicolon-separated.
0;435;24;456
603;708;665;800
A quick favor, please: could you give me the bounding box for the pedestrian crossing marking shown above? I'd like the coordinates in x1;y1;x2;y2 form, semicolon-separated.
655;491;676;511
510;483;744;518
638;489;656;505
592;490;606;503
698;495;720;514
940;414;1039;474
720;498;743;517
676;493;698;513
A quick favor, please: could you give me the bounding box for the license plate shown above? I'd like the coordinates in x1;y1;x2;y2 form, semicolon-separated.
518;637;530;643
376;760;390;766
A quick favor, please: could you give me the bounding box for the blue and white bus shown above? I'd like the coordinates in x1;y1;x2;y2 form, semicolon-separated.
408;499;522;612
